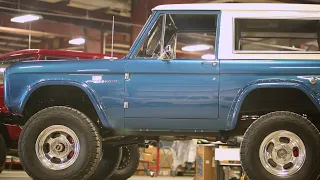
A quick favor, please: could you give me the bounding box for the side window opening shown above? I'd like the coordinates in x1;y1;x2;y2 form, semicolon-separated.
234;18;320;53
136;13;218;60
137;15;164;58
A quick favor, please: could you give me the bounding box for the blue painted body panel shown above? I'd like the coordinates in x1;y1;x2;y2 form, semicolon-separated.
5;60;125;128
4;10;320;133
125;59;220;130
220;60;320;130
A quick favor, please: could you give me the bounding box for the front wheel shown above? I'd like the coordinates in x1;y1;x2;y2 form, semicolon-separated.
18;106;102;180
241;111;320;180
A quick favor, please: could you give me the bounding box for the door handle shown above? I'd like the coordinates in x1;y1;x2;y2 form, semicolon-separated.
201;61;218;67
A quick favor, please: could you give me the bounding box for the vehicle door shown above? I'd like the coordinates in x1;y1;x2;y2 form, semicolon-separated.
125;11;221;131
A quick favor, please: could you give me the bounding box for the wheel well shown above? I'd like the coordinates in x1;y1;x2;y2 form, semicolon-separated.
240;88;318;115
23;85;100;127
231;88;320;135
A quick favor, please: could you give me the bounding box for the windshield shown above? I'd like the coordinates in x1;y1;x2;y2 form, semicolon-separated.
141;15;164;57
138;14;176;58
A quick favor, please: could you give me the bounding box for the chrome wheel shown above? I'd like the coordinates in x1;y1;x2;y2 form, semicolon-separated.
35;125;80;170
259;130;306;177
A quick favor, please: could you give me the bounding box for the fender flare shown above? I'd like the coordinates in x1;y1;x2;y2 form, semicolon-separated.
227;79;320;130
18;80;114;128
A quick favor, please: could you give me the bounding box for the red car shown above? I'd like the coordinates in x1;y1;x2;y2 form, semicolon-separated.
0;49;121;172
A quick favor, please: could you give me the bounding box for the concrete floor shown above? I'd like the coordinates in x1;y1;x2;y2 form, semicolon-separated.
0;171;194;180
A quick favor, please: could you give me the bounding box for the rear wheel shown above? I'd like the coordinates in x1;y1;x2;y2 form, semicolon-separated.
0;134;6;173
110;145;140;180
241;111;320;180
89;146;122;180
18;106;102;180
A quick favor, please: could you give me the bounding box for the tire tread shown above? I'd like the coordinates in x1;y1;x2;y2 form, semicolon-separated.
241;111;320;180
18;106;102;180
110;145;140;180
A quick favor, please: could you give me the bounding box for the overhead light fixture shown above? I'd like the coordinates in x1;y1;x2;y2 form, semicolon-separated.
11;14;42;23
69;37;85;45
201;54;216;60
182;44;211;52
0;68;6;73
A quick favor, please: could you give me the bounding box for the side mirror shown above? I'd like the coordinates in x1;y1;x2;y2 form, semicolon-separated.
158;45;173;60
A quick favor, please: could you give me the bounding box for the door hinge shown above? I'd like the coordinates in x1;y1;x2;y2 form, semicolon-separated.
125;73;130;80
124;102;129;109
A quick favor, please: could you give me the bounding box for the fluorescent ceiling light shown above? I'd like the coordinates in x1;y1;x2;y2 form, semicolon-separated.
0;68;6;73
11;14;42;23
201;54;216;60
69;38;85;45
182;44;211;52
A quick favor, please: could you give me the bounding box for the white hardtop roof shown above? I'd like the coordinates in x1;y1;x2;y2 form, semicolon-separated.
153;3;320;12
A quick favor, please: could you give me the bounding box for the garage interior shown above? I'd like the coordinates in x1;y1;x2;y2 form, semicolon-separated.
0;0;320;180
0;0;319;56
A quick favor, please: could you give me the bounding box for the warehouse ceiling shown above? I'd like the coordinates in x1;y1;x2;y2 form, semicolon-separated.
0;0;134;54
0;0;133;31
37;0;132;17
0;0;319;55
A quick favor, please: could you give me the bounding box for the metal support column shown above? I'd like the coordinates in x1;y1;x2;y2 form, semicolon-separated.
83;28;88;52
100;31;107;54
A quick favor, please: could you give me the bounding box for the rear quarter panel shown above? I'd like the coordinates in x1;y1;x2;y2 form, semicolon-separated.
220;59;320;130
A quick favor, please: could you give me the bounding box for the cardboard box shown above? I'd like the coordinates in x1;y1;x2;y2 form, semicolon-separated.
134;170;147;176
137;162;145;170
142;153;153;162
158;168;171;176
196;145;215;180
143;146;173;168
145;145;157;154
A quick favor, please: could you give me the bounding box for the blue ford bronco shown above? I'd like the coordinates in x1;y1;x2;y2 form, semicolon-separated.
3;3;320;180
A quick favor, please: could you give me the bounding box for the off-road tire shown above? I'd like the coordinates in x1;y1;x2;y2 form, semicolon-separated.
0;134;6;173
110;145;140;180
89;145;122;180
18;106;102;180
241;111;320;180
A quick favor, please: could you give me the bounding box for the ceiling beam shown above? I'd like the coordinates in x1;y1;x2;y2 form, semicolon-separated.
0;26;67;38
0;35;42;43
0;2;132;34
0;46;16;52
1;0;131;23
4;42;29;48
53;0;71;6
0;37;38;46
0;40;30;48
0;32;51;41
